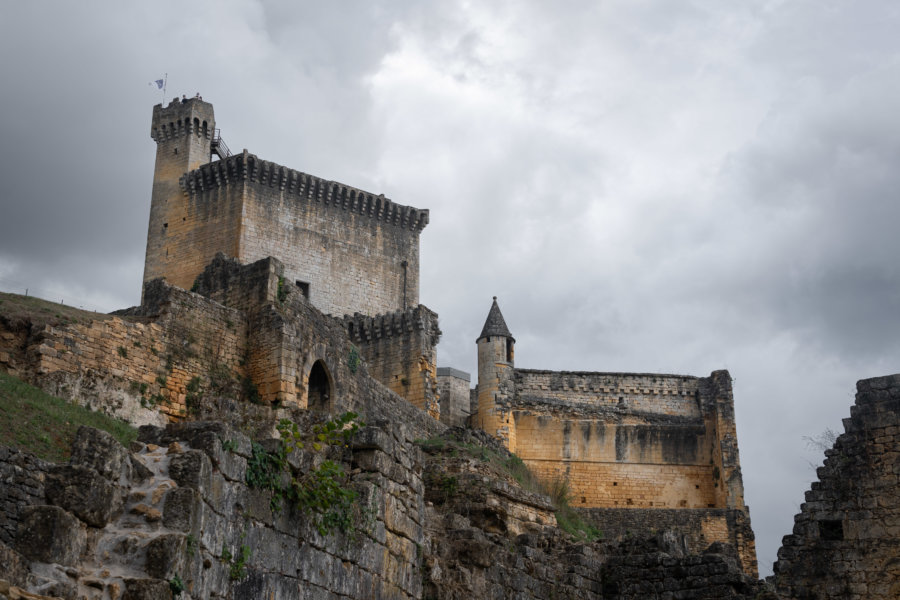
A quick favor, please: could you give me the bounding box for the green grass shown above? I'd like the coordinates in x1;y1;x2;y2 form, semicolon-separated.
0;291;112;328
0;371;137;462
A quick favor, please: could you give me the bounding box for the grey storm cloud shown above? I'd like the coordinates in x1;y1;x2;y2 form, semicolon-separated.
1;0;899;574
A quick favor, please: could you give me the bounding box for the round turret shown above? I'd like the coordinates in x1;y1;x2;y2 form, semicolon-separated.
473;297;517;450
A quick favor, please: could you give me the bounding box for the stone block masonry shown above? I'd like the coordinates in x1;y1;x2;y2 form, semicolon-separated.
0;446;50;547
343;306;442;419
773;373;900;599
437;367;471;427
144;96;430;319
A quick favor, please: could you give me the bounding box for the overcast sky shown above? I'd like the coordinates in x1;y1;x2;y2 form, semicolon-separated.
2;0;899;575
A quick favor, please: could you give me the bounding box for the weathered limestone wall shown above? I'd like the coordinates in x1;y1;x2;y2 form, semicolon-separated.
473;335;517;450
493;368;756;575
236;154;427;317
0;281;248;425
1;258;447;442
774;373;900;599
508;371;733;511
436;367;471;427
4;421;430;599
515;370;704;418
143;98;243;294
583;507;758;577
343;307;441;419
0;447;49;548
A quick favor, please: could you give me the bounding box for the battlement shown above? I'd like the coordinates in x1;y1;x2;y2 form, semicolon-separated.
180;151;429;232
342;305;441;344
150;97;215;143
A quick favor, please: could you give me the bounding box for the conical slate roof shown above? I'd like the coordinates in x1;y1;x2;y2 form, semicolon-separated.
478;296;515;342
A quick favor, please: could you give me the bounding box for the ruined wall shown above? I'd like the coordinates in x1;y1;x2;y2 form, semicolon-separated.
509;371;731;510
0;282;248;425
583;507;757;577
437;367;471;427
499;368;755;575
343;307;441;419
2;259;447;442
4;421;430;599
774;373;900;599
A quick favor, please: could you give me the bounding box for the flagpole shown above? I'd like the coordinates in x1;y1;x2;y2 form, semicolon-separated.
162;73;167;102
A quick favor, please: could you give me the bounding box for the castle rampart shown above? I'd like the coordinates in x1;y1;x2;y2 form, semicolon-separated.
342;306;441;418
471;298;757;575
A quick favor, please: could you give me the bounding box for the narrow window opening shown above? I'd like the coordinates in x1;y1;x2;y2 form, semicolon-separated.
163;223;168;228
173;148;178;155
612;481;618;486
505;339;513;362
819;520;844;541
295;280;309;299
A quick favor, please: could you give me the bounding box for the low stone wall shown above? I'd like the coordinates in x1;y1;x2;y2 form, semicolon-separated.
0;446;50;547
774;373;900;599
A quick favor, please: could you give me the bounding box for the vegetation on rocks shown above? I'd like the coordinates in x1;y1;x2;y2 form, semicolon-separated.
242;411;367;537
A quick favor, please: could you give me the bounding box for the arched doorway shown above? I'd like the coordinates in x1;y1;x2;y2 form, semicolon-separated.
307;360;332;411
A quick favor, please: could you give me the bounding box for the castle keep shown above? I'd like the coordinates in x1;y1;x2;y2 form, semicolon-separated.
144;98;427;318
143;97;440;414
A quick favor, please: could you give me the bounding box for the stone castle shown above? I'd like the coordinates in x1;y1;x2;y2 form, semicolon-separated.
140;96;755;572
1;96;898;599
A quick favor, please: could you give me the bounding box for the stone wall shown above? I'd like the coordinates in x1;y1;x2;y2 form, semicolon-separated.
143;98;242;295
507;371;743;513
436;367;471;427
236;154;427;317
1;257;447;442
515;370;704;418
5;421;430;599
583;507;757;577
343;307;441;419
0;446;50;547
484;367;756;576
1;281;248;425
773;373;900;599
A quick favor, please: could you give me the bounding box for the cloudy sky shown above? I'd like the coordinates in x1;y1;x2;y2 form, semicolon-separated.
2;0;899;574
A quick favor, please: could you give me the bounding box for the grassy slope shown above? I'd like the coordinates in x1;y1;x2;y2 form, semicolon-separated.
0;291;114;328
0;371;137;463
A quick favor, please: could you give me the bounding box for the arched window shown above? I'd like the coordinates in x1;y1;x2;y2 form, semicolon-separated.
307;360;332;411
193;117;200;135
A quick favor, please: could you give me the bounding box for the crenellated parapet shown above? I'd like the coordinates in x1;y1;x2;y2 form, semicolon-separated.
341;305;441;345
180;151;430;232
340;305;441;419
150;97;215;143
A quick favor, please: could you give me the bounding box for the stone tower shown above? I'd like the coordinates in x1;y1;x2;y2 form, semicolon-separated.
143;98;220;291
473;297;517;451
